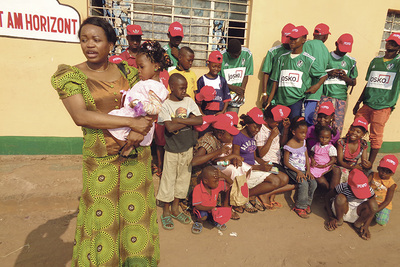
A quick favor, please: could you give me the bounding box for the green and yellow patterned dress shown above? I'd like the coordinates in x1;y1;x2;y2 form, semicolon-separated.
51;62;159;266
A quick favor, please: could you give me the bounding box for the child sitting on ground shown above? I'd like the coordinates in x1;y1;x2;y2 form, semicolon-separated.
156;73;203;230
337;117;371;183
309;126;339;191
108;41;171;154
283;116;316;218
192;166;233;234
368;155;398;226
324;169;377;240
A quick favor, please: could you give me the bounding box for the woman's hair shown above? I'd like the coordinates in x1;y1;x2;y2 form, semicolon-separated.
263;105;274;119
316;125;332;138
78;17;117;45
290;116;307;132
138;40;172;71
239;114;255;127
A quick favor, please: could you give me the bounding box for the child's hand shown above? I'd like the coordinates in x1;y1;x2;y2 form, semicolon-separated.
354;164;363;171
310;158;316;167
361;159;372;169
231;157;243;168
219;145;231;156
270;127;280;139
283;118;290;129
129;101;137;108
296;171;306;182
261;163;272;172
306;170;315;180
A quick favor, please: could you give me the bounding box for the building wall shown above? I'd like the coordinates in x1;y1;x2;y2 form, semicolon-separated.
1;0;400;154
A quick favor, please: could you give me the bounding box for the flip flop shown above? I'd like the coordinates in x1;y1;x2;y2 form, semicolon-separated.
191;222;203;234
262;202;277;211
161;215;174;230
233;206;244;214
244;202;258;213
324;222;336;232
271;201;283;208
231;210;240;220
249;198;265;211
212;221;227;231
171;212;192;224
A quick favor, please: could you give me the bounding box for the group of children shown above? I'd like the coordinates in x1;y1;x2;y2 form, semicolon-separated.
107;21;399;240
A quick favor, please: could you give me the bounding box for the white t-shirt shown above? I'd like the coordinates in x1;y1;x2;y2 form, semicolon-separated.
254;124;281;164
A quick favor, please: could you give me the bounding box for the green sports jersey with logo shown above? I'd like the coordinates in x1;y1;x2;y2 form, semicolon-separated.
162;44;180;67
270;51;327;106
323;52;358;101
303;40;330;101
220;47;254;107
262;44;290;95
363;55;400;110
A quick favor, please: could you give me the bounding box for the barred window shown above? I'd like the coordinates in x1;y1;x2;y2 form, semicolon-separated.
89;0;250;66
379;9;400;56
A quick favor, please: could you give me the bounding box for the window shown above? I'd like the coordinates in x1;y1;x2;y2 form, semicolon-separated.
379;9;400;56
89;0;250;66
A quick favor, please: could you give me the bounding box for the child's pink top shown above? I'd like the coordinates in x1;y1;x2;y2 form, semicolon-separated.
310;143;337;178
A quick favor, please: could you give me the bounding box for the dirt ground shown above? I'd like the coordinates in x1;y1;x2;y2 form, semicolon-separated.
1;154;400;267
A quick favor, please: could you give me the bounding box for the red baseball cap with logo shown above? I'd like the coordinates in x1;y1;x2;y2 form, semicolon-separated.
288;26;308;39
379;155;398;173
127;24;143;36
348;169;371;199
271;105;291;121
318;102;335;115
168;21;184;37
208;50;223;64
337;33;353;53
352;117;369;131
314;23;331;35
247;107;266;125
225;111;239;126
194;115;218;132
212;114;240;135
109;55;123;63
195;86;216;102
281;23;295;44
386;32;400;46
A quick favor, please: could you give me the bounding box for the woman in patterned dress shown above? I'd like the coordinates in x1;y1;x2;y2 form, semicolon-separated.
51;17;159;266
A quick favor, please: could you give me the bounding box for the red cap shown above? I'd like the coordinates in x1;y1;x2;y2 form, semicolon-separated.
337;33;353;53
348;169;371;199
195;86;216;102
314;23;331;35
109;55;123;63
194;115;218;132
225;111;239;126
288;26;308;39
127;24;142;36
271;105;291;121
281;23;295;44
208;50;223;64
352;117;369;131
318;102;335;115
212;114;240;135
386;32;400;46
168;21;184;37
247;107;266;125
379;155;398;173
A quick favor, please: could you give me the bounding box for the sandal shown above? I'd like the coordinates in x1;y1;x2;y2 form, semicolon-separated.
231;210;240;220
151;164;159;175
305;205;312;214
293;207;309;219
271;201;283;209
233;206;244;214
191;222;203;234
324;222;336;232
249;198;265;211
161;215;174;230
171;212;192;224
243;202;258;213
213;221;227;231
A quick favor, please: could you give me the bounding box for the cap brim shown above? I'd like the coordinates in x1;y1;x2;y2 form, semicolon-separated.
350;186;371;199
338;44;352;53
226;126;240;135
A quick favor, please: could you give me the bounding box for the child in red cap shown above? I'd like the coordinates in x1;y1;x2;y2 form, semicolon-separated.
337;117;371;184
353;32;400;165
117;24;143;68
315;33;358;136
163;21;184;68
196;50;231;116
368;155;398;226
325;169;377;240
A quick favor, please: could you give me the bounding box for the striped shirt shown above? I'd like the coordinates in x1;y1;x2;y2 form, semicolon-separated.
335;182;374;202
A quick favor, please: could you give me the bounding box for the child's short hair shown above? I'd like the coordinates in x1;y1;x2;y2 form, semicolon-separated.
315;125;332;137
239;114;255;127
290;116;307;131
263;105;274;119
138;41;172;71
227;39;242;54
179;46;194;56
168;73;186;87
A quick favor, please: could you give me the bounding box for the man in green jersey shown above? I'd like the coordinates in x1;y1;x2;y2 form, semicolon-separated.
268;26;327;119
353;32;400;165
260;23;294;106
314;33;358;135
220;39;254;113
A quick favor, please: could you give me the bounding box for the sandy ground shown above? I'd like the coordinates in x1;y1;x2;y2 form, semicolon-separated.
1;154;400;267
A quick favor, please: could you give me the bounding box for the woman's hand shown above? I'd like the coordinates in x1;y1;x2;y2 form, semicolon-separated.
129;116;153;135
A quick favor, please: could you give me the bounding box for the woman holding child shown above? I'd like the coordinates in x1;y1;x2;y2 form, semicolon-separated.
51;17;159;266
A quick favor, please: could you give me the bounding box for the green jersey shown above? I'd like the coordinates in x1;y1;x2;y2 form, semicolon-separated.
271;51;327;106
220;47;254;107
163;44;180;68
323;52;358;101
262;44;290;95
363;55;400;110
303;40;330;101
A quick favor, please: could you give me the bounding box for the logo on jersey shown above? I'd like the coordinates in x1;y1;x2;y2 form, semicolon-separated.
367;71;396;90
223;67;246;85
297;60;304;67
241;58;246;66
279;69;303;88
387;63;394;70
341;61;347;67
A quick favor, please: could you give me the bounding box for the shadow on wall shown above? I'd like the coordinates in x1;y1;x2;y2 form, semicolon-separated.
14;211;78;267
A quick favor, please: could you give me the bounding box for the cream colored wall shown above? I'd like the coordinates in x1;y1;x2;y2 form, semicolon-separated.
1;0;400;141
